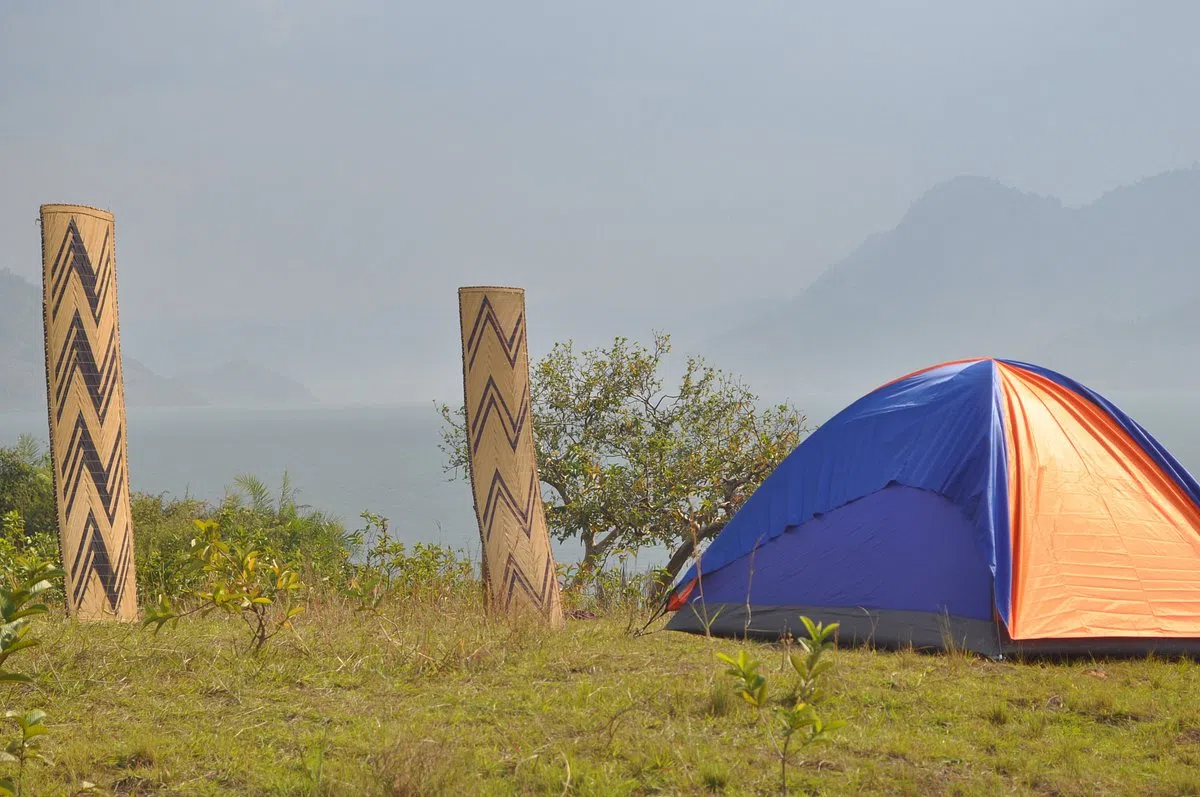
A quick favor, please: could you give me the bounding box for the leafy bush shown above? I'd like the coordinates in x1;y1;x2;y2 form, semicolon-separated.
716;617;847;795
144;518;306;653
344;513;476;614
557;558;666;613
0;441;60;606
0;439;56;545
0;550;64;795
0;514;59;602
132;492;212;599
217;474;358;590
131;473;358;604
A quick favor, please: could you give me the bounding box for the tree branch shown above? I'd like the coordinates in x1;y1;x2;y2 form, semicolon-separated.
650;519;727;601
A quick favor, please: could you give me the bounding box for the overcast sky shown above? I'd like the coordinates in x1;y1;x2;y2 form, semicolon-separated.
3;1;1199;400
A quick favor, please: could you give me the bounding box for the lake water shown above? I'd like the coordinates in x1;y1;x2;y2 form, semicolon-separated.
1;391;1197;567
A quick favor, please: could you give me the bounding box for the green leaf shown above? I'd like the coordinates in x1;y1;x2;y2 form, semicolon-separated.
752;681;768;706
1;638;39;656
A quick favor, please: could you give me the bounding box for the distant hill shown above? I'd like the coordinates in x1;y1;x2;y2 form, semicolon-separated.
0;269;316;411
0;268;201;411
704;168;1200;399
173;359;319;408
0;270;47;411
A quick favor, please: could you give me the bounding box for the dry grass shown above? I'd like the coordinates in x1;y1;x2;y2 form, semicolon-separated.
7;594;1200;795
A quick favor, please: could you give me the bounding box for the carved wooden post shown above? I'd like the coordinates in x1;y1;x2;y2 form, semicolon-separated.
38;204;138;621
458;286;564;626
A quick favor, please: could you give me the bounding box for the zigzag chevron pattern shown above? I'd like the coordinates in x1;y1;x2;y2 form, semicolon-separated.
464;295;524;371
459;287;564;626
53;312;120;424
469;377;529;455
60;415;126;524
68;511;134;613
49;219;113;324
39;204;138;621
500;552;556;613
479;469;538;543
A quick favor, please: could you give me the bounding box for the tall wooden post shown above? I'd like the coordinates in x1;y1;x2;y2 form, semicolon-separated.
458;286;564;626
38;204;138;621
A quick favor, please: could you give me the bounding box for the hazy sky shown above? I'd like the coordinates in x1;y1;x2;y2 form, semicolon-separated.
3;1;1199;400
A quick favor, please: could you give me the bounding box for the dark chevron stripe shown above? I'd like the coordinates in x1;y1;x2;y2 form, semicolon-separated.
61;414;125;525
469;376;529;455
49;220;112;324
501;552;555;612
52;311;119;425
465;296;525;371
67;510;132;613
479;469;538;542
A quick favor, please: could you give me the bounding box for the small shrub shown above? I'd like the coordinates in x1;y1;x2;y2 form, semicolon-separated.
344;512;476;614
558;558;666;614
132;492;212;599
132;472;360;604
0;439;57;546
0;513;60;606
143;518;305;653
0;553;64;796
787;616;838;704
716;649;769;711
715;616;847;795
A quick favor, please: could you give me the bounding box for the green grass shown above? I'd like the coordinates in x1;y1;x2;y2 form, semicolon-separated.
10;594;1200;796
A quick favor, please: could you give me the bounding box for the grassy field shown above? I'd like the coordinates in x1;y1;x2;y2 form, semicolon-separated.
11;594;1200;796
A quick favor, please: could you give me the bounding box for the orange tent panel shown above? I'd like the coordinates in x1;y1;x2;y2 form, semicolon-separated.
997;362;1200;639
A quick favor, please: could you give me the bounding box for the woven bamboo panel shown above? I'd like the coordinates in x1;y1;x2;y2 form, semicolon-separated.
38;204;138;621
458;287;564;626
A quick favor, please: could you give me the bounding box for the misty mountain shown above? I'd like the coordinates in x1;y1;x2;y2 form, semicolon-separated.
0;269;316;412
119;293;784;406
173;359;318;408
0;268;49;412
704;168;1200;400
0;268;203;410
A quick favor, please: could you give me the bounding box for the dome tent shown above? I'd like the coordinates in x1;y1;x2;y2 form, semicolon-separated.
665;359;1200;658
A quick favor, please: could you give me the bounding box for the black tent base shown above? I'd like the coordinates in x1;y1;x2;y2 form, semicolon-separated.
665;603;1200;661
1000;636;1200;661
666;603;1004;657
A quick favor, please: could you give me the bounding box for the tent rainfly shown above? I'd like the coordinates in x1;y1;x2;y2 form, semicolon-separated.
666;359;1200;658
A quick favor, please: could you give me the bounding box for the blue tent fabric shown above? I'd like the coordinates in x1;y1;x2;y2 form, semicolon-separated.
674;358;1014;621
692;484;994;619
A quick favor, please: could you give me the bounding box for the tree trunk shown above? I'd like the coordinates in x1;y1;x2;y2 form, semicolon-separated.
571;529;620;588
649;521;726;602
